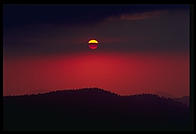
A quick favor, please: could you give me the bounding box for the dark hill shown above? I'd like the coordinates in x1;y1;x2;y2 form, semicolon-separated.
174;96;189;106
3;88;192;131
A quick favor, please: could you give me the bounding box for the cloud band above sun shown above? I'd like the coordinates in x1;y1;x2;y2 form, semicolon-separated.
106;10;169;21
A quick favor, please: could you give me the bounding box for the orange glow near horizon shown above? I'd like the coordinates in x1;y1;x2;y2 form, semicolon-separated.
3;52;189;97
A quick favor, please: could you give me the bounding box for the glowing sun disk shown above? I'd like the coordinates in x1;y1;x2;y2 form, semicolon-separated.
88;40;98;43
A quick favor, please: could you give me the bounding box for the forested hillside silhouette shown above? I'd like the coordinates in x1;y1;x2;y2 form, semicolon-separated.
3;88;192;131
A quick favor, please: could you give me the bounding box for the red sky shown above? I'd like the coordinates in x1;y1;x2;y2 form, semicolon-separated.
3;5;190;97
3;51;189;97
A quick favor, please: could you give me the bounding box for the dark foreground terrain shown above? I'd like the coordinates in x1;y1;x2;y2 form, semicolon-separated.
3;88;192;131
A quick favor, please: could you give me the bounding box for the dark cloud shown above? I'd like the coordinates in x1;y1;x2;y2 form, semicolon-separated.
3;4;189;29
106;10;168;21
3;4;190;57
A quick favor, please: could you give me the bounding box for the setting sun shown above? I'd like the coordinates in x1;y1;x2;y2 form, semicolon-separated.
88;39;98;43
88;39;99;50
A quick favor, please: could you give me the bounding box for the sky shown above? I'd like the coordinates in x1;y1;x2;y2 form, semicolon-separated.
3;4;190;97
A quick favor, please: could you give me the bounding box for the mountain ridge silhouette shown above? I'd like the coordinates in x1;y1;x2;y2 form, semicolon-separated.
3;88;192;131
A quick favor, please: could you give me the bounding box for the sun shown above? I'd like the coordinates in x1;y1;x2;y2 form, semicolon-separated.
88;39;99;50
88;40;98;44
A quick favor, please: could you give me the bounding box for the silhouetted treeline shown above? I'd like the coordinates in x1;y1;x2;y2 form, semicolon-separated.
3;88;192;131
